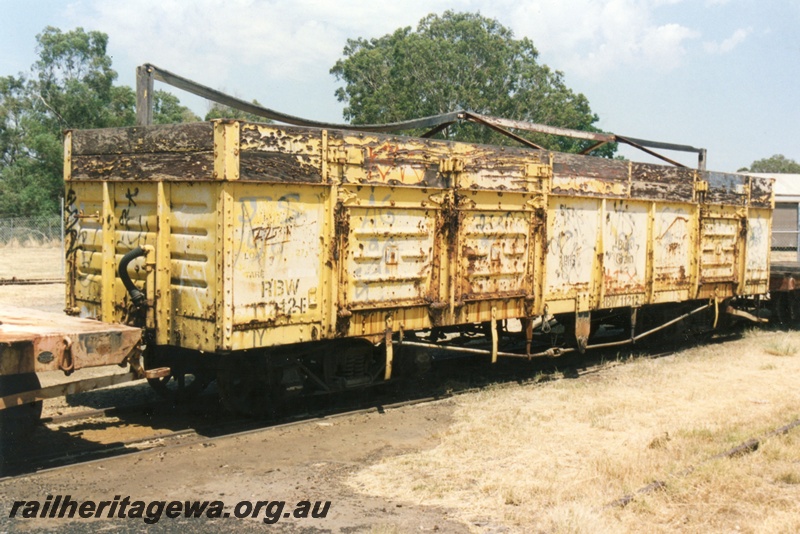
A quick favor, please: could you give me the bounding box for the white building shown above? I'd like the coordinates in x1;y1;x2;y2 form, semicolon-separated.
748;173;800;261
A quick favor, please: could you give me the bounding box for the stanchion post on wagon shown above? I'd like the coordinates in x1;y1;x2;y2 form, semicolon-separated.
60;196;65;277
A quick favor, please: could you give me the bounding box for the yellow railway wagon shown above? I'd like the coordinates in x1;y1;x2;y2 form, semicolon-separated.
63;120;773;408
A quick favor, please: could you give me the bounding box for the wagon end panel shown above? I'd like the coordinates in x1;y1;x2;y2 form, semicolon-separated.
65;181;105;319
64;181;162;324
66;123;218;351
167;182;218;351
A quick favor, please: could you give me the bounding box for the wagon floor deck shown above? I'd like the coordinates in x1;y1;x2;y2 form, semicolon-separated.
0;306;141;376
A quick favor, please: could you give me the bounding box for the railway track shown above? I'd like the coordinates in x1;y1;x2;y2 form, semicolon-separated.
0;327;741;480
0;277;64;285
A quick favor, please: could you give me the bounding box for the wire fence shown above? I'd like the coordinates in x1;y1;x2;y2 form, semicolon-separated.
0;215;64;281
0;215;63;246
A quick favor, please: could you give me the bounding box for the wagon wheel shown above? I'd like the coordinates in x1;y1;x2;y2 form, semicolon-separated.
217;354;277;417
791;290;800;327
0;373;43;466
143;346;214;403
769;292;791;327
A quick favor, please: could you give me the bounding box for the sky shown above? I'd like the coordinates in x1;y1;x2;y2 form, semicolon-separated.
1;0;798;172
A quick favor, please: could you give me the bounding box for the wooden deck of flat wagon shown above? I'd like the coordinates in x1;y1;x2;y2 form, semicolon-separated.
0;306;146;409
0;306;158;450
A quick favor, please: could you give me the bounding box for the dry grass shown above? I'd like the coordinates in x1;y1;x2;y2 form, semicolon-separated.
349;332;800;533
764;340;799;357
0;243;63;280
0;245;65;312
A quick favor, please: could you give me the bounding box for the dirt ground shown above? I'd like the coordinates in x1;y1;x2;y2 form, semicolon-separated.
3;247;465;532
1;399;466;533
2;246;800;533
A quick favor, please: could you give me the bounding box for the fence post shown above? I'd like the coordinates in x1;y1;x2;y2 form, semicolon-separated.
61;196;66;277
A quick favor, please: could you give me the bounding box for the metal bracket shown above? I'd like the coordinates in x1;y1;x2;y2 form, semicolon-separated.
490;307;498;363
384;315;394;381
439;157;464;174
328;147;364;165
337;188;359;205
427;192;447;206
525;195;546;209
524;162;550;178
575;311;591;354
58;336;74;375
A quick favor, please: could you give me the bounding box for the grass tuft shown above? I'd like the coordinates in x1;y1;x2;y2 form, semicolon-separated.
764;339;798;356
777;471;800;485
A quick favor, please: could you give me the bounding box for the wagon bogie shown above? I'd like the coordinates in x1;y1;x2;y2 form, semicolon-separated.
213;337;388;415
142;344;216;402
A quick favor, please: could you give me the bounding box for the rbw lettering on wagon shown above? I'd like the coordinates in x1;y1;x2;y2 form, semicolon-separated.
262;278;301;299
261;278;309;316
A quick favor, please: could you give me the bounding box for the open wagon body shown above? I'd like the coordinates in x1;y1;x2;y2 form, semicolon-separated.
0;64;788;431
57;117;774;402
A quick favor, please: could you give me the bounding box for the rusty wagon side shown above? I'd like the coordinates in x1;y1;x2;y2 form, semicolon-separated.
62;120;773;409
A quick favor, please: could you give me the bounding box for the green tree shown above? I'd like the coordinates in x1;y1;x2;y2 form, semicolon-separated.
0;72;64;216
0;75;28;169
154;90;200;124
0;27;197;217
738;154;800;174
32;27;129;129
330;11;614;156
204;99;271;122
0;27;135;216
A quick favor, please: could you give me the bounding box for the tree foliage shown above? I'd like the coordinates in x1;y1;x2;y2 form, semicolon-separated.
204;99;272;123
154;91;200;124
33;27;129;129
0;27;197;217
330;11;614;156
738;154;800;174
